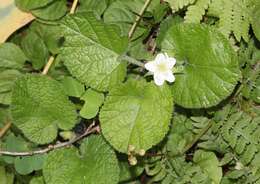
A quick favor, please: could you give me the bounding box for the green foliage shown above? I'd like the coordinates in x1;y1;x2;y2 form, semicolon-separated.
21;30;49;70
184;0;211;23
31;0;67;20
100;79;173;153
60;12;128;91
11;74;77;144
159;23;241;108
165;0;196;12
43;135;119;184
1;134;46;175
15;0;55;11
80;89;104;119
252;2;260;41
78;0;108;18
168;0;256;42
0;43;27;70
0;0;259;183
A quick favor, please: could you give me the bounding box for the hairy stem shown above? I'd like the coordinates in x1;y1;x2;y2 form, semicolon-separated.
0;123;99;156
128;0;152;39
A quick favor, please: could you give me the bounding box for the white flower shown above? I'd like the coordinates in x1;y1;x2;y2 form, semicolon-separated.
145;53;176;86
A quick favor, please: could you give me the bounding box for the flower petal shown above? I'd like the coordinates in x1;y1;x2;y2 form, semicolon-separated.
165;53;176;68
145;62;156;72
154;73;165;86
155;53;166;64
163;71;175;83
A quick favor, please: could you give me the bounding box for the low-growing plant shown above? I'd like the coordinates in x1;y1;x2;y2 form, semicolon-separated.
0;0;259;183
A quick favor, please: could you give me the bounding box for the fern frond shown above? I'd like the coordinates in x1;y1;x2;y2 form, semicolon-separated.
165;0;196;12
221;111;260;165
184;0;212;23
217;0;253;42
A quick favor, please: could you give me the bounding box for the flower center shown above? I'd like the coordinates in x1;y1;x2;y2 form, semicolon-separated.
157;63;168;72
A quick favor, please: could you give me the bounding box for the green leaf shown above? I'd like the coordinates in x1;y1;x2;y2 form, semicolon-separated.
100;79;173;153
30;176;45;184
165;0;196;12
30;22;63;55
78;0;107;18
43;135;119;184
166;114;210;156
160;24;240;108
104;0;147;37
32;0;67;20
21;30;49;70
80;89;104;119
14;154;46;175
1;134;46;175
15;0;55;11
0;167;14;184
60;12;128;91
0;70;23;105
252;3;260;41
0;43;27;70
193;150;222;184
251;77;260;103
11;74;77;144
61;76;85;97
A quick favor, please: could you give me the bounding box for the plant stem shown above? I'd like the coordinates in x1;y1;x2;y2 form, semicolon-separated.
0;123;99;156
0;121;11;138
42;56;55;75
128;0;152;39
70;0;79;14
121;55;145;68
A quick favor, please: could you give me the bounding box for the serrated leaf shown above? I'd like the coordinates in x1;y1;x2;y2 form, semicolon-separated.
30;22;63;55
165;0;196;12
31;0;67;21
11;74;77;144
100;79;173;153
160;24;240;108
104;0;147;37
78;0;107;18
21;30;49;70
193;150;222;184
80;89;104;119
0;43;27;69
60;12;128;91
0;43;27;70
15;0;55;11
0;69;23;105
43;135;119;184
